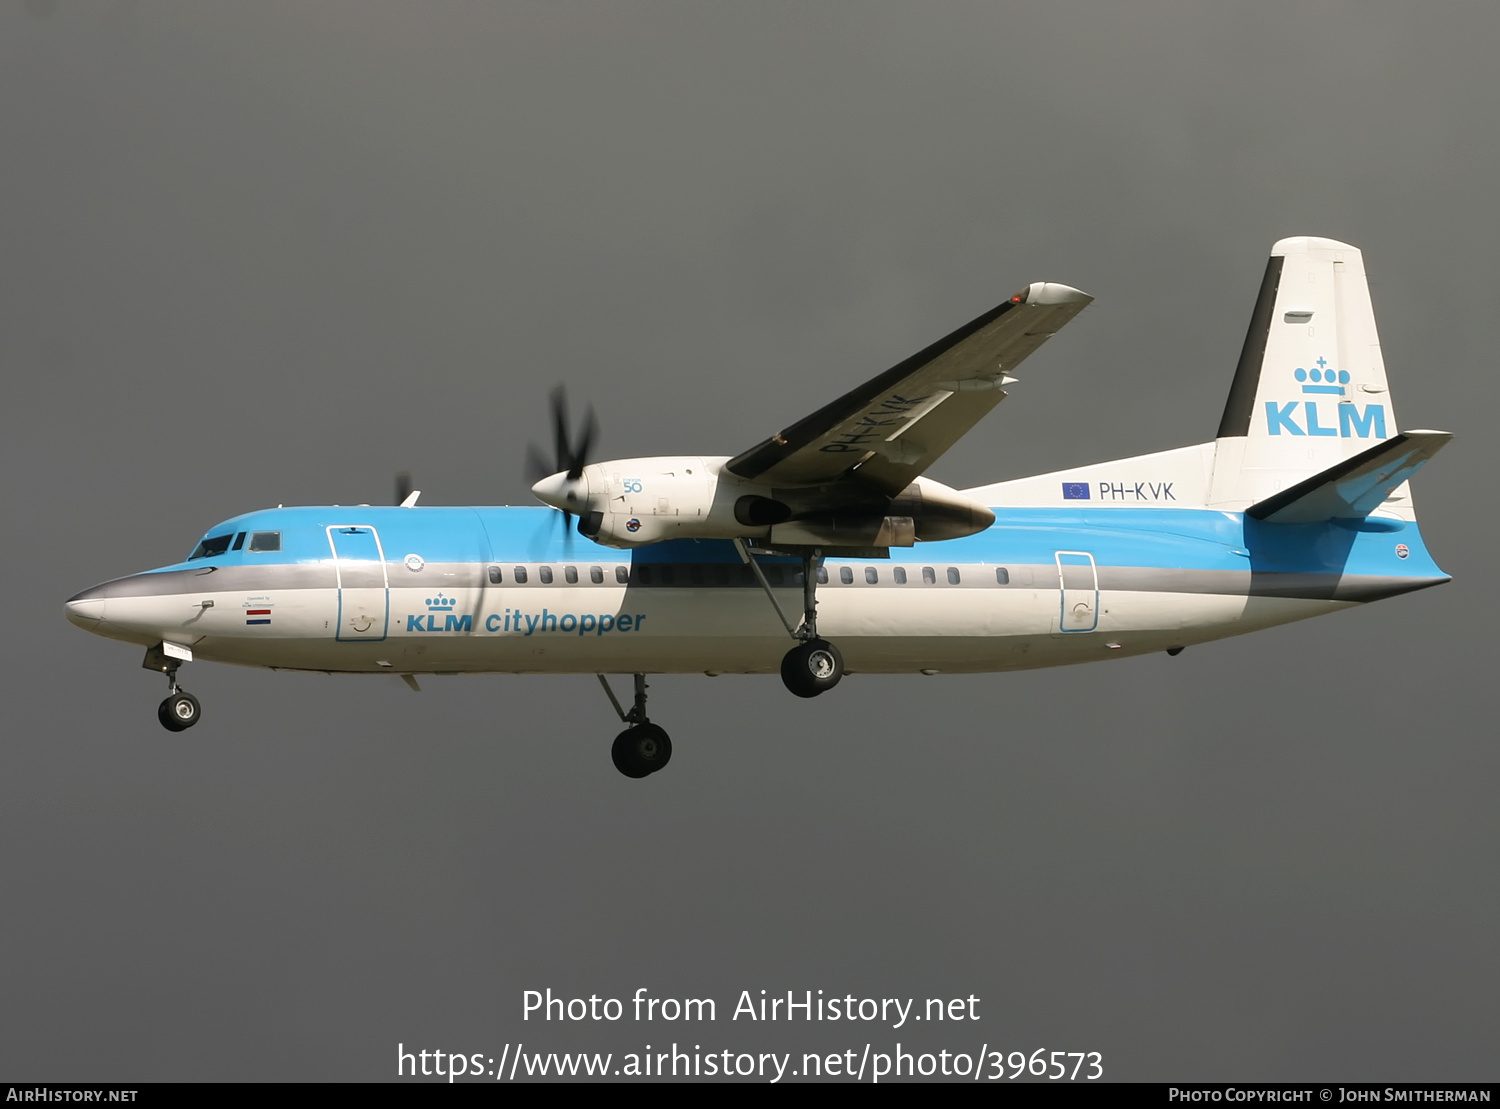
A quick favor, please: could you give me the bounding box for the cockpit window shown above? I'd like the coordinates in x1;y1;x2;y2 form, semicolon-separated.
188;534;233;560
248;531;281;552
231;532;246;551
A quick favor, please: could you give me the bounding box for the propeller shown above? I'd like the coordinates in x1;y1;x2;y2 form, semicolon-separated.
526;385;598;542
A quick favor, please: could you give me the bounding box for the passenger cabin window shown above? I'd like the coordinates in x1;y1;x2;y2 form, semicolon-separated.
816;566;828;585
590;566;603;584
659;566;674;586
893;566;907;584
488;566;502;584
995;567;1010;585
839;566;853;585
765;566;784;585
564;566;578;584
615;565;629;584
539;566;554;584
513;566;528;584
248;531;280;552
947;567;961;585
865;567;878;584
922;566;936;585
189;534;233;560
637;566;653;585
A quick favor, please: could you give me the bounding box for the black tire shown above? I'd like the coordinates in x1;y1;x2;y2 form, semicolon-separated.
157;692;201;732
780;639;844;698
611;723;673;778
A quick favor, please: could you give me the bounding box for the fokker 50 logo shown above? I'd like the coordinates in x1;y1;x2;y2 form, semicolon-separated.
1265;357;1386;439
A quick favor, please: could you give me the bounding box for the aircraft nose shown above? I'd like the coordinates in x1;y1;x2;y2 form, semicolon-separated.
65;584;107;629
531;470;589;512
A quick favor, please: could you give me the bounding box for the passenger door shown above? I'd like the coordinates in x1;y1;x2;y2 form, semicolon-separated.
1055;550;1098;632
327;525;389;641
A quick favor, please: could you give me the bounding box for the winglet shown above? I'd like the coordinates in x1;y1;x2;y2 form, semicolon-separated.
1246;431;1452;523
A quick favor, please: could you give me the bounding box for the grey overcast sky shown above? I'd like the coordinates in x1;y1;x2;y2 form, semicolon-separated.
2;0;1495;1083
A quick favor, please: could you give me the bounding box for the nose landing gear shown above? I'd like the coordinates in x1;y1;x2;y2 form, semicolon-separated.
144;642;202;732
158;690;202;732
597;673;672;778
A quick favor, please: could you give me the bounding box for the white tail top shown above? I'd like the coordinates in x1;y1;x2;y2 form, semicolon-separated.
1209;236;1404;512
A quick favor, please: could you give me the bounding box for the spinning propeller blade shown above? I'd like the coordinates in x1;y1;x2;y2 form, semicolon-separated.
526;385;600;544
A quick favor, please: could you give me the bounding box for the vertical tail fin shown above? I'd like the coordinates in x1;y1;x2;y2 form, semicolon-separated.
1209;237;1411;516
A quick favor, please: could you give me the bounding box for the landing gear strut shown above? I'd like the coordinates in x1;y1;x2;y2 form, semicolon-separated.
735;542;847;699
598;673;672;779
781;548;843;697
144;643;201;732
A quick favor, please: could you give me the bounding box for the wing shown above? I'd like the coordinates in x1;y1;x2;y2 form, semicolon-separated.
724;282;1092;495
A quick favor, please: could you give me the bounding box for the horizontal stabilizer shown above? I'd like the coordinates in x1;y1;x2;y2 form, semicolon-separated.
1246;431;1452;523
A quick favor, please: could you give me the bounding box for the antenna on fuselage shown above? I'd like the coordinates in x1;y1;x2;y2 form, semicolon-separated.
395;471;421;507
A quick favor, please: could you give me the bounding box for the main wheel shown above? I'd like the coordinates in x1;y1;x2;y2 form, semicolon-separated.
157;692;202;732
780;639;844;698
611;723;673;778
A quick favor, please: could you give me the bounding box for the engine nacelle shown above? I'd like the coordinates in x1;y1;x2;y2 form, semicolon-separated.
560;456;994;550
579;456;750;548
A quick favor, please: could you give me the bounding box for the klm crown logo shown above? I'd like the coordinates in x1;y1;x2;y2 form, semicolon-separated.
1264;357;1386;440
408;592;472;633
1295;356;1349;395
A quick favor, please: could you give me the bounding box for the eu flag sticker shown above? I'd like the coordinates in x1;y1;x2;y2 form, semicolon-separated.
1062;482;1091;500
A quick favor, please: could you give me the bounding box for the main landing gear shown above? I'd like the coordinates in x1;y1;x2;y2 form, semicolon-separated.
782;548;843;698
737;544;845;699
597;673;672;779
144;643;201;732
781;637;843;699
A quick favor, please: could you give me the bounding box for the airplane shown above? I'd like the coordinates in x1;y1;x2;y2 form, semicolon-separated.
65;236;1451;778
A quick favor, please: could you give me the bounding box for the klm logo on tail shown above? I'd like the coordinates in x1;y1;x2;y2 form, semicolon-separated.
1265;359;1386;439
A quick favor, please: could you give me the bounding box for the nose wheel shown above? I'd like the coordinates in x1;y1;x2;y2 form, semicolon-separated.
158;691;202;732
144;643;203;732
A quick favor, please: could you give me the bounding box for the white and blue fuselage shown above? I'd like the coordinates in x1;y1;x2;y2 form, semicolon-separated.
64;501;1446;677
